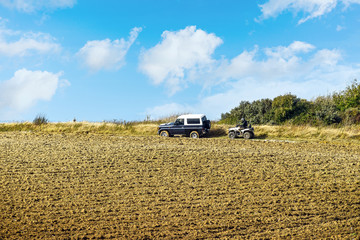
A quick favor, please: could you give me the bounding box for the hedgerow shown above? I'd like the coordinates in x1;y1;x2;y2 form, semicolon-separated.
220;80;360;126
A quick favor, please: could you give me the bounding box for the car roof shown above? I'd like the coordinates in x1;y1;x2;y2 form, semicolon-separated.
177;114;205;119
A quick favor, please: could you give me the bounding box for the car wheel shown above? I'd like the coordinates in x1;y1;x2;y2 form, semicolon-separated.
243;131;253;139
229;131;236;139
160;130;169;137
190;131;199;139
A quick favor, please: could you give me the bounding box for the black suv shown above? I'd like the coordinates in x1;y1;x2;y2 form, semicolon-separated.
158;114;211;138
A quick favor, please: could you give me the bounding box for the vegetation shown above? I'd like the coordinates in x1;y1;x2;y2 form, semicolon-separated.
1;121;359;142
1;82;360;142
32;114;49;125
220;80;360;126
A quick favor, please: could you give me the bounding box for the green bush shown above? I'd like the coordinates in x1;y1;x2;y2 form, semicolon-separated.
220;81;360;126
313;96;341;125
33;114;49;125
220;99;273;125
342;108;360;125
220;101;250;124
334;79;360;111
249;99;273;124
272;94;309;124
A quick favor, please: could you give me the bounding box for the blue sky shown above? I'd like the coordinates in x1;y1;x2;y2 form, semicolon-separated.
0;0;360;122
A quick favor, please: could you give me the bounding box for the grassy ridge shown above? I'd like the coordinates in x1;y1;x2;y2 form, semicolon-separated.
214;124;360;141
0;122;155;135
256;125;360;141
1;122;360;141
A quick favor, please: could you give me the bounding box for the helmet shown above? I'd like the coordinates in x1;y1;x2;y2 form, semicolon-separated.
241;118;244;121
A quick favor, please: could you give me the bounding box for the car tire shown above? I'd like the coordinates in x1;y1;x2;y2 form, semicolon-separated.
160;130;169;137
243;131;253;139
229;131;236;139
190;131;199;139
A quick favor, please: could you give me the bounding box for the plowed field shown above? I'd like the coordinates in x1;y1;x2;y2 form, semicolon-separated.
1;132;359;239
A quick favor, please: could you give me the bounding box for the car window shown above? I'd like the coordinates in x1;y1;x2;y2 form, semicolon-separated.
175;118;184;125
187;118;200;124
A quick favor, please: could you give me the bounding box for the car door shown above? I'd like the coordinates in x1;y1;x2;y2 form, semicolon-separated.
172;118;185;135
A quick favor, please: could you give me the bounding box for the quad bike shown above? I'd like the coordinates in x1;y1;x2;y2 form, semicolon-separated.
228;125;255;139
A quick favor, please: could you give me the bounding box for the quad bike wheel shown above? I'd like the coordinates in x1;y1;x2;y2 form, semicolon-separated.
228;131;236;139
243;131;253;139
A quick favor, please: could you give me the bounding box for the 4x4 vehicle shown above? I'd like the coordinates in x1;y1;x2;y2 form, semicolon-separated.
228;125;255;139
158;114;211;138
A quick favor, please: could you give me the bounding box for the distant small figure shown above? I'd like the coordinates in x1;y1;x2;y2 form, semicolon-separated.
237;117;248;129
73;118;76;123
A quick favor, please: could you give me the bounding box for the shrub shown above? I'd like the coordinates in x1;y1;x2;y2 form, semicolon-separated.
334;79;360;111
220;81;360;126
272;94;309;124
220;101;250;124
248;99;273;124
342;108;360;125
220;99;273;125
33;114;49;125
313;96;341;125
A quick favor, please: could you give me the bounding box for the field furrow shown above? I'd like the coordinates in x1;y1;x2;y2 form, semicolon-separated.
1;133;359;239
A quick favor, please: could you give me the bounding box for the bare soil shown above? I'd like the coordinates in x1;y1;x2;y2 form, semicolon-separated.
1;132;359;239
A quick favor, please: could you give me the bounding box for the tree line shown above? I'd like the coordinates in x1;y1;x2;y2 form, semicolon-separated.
220;80;360;126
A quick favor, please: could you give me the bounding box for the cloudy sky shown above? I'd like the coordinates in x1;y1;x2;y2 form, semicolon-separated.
0;0;360;121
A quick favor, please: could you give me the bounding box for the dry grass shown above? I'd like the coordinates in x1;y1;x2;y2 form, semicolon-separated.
0;122;155;135
203;124;360;142
1;122;360;142
254;125;360;141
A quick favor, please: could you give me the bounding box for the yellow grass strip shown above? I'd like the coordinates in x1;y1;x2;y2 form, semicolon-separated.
1;122;360;142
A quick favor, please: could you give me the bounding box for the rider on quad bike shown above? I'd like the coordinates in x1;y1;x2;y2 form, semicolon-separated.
228;117;254;139
237;118;248;129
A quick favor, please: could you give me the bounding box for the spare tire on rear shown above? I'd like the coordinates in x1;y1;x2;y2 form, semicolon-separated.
203;120;211;129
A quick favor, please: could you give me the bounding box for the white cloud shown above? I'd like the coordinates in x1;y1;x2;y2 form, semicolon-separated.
219;41;344;84
145;39;360;120
0;20;60;57
310;49;342;67
77;27;142;72
336;25;344;31
145;103;195;120
0;32;60;57
258;0;360;24
0;69;69;111
139;26;223;95
343;0;360;7
264;41;315;59
0;0;76;12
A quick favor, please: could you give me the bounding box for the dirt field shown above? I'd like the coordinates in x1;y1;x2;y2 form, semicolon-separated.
1;132;359;239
